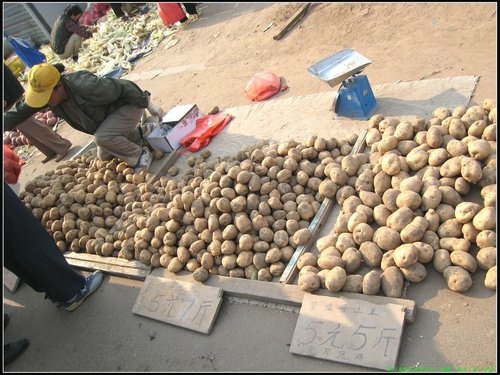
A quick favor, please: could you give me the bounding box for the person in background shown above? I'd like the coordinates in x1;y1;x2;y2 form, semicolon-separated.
4;63;164;172
182;3;199;19
50;4;94;62
3;63;72;163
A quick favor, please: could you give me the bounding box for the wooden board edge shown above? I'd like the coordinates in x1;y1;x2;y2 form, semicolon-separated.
152;269;416;323
63;252;151;271
65;258;150;280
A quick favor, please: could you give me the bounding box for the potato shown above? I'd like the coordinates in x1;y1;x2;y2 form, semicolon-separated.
352;223;374;245
373;227;401;251
316;253;345;270
413;241;435;263
293;228;312;245
476;230;496;248
358;241;383;267
396;190;421;210
386;207;414;231
481;184;497;208
393;244;419;268
318;180;338;199
193;267;210;282
297;252;317;269
298;272;321;292
450;250;477;273
400;216;429;243
439;237;471;253
439;186;462;207
420;185;442;211
476;247;496;270
460;157;483;184
433;249;452;273
440;156;463;178
437;218;463;238
381;266;404;297
472;207;496;230
485;266;496;290
342;275;363;293
455;202;482;224
400;262;427;283
406;149;429;171
382;188;400;212
443;266;472;292
324;266;347;292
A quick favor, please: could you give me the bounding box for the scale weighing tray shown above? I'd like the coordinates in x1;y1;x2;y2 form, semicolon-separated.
307;49;372;87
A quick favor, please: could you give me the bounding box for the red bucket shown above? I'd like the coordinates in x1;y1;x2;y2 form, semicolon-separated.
156;3;185;26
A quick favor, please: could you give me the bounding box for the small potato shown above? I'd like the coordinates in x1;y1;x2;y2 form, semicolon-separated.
396;190;421;210
413;241;435;264
443;266;472;292
341;247;362;274
297;252;318;269
400;217;429;243
433;249;451;273
455;202;482;224
359;241;383;267
485;266;496;290
373;227;401;251
450;250;477;273
439;237;471;253
193;268;210;282
476;230;496;249
381;266;404;297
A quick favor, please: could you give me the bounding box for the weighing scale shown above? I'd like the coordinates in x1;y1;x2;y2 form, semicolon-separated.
308;49;377;120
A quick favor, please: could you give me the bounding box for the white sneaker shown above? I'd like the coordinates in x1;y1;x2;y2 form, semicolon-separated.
134;146;153;172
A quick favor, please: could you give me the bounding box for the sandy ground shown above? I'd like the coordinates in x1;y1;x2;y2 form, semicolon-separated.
3;2;497;372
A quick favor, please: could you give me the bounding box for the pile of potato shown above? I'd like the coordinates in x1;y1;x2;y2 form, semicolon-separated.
19;100;496;297
297;99;496;296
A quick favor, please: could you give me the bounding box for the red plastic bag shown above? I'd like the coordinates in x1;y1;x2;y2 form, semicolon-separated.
244;72;287;102
179;113;233;152
4;145;23;184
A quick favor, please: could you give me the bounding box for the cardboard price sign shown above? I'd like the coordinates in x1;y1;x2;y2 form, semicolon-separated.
290;294;405;370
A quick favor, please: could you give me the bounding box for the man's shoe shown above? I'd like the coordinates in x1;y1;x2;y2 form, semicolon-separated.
134;146;153;172
4;339;29;366
41;153;56;163
72;54;79;62
63;270;103;312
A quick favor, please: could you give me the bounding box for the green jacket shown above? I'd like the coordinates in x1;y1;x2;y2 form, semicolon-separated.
4;70;150;134
50;14;73;54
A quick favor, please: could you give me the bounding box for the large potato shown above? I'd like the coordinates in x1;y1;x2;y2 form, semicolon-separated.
324;266;347;292
362;270;382;295
472;207;496;230
342;275;363;293
450;250;477;273
400;217;429;243
396;190;421;210
455;202;482;224
381;266;404;297
373;227;401;251
476;247;496;270
386;207;414;231
298;272;321;292
443;266;472;292
400;262;427;283
393;244;419;268
460;157;483;184
433;249;451;273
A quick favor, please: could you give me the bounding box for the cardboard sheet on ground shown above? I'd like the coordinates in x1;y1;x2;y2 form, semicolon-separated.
196;76;478;158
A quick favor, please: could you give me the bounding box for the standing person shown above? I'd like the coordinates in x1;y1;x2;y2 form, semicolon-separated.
3;63;72;163
4;63;164;172
3;124;104;367
50;4;94;62
182;3;199;18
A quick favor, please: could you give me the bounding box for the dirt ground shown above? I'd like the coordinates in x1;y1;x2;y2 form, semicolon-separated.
4;2;497;372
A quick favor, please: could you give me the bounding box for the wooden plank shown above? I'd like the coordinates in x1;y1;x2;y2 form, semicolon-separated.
3;267;21;293
147;147;183;184
152;269;416;323
63;252;151;271
63;253;152;281
280;129;368;284
132;275;223;334
273;3;312;40
290;294;405;370
279;196;334;284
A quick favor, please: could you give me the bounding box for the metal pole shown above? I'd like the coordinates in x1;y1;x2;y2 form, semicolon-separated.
21;3;51;43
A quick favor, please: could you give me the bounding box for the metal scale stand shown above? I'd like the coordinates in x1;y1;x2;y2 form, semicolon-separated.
308;49;377;120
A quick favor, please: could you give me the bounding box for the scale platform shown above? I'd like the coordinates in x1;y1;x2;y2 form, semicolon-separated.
308;49;377;119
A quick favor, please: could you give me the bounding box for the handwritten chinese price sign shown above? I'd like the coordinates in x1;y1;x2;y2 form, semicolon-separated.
290;294;405;370
132;275;223;334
